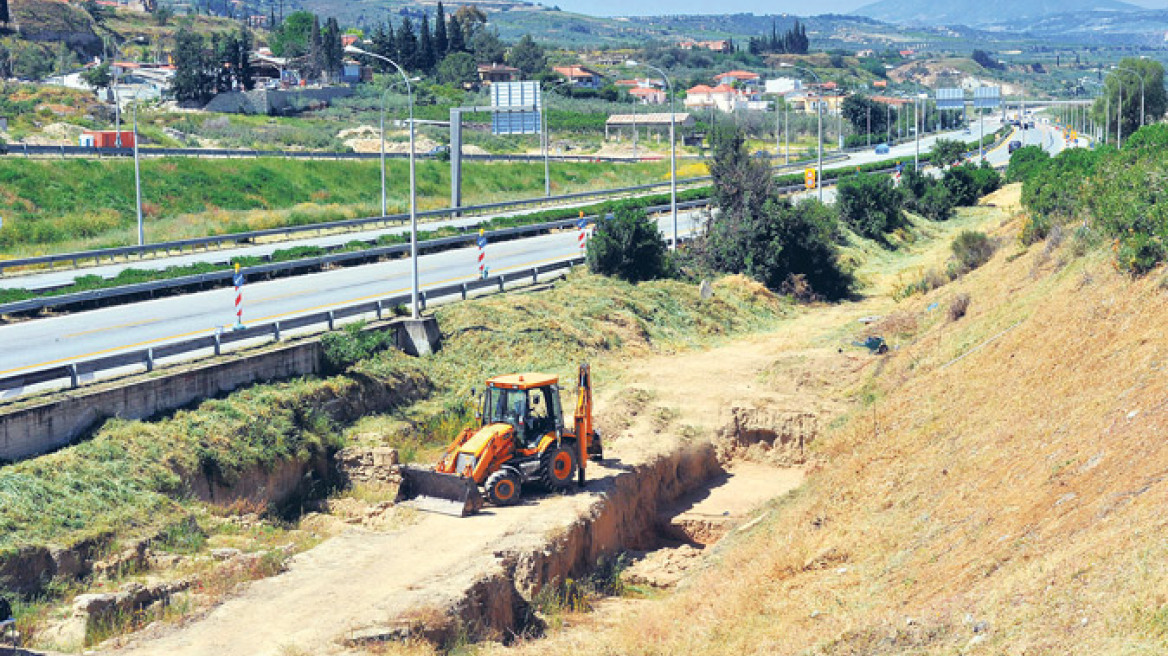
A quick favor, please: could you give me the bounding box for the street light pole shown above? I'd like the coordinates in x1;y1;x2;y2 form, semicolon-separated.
979;107;985;161
541;84;550;197
132;96;144;246
628;61;676;249
379;87;391;217
866;102;871;148
1117;79;1123;148
784;101;789;165
780;63;822;201
914;96;921;169
347;45;419;320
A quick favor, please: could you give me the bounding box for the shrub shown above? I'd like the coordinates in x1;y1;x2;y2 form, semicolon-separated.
585;205;672;283
948;293;971;321
320;321;398;372
837;172;905;240
700;125;852;299
914;182;955;222
951;230;996;273
1019;213;1052;246
1006;145;1050;183
930;138;967;167
942;163;979;207
970;159;1003;197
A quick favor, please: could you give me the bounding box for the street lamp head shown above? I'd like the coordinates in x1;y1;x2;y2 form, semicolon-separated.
778;62;793;68
624;59;640;67
344;45;367;56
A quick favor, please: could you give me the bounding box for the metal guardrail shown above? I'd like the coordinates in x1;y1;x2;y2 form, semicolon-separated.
0;154;843;276
0;258;583;395
0;199;711;316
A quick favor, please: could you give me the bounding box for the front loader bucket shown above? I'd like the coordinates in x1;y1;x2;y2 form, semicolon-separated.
395;466;484;517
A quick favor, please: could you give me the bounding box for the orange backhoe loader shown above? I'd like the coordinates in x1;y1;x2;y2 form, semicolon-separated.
395;363;603;516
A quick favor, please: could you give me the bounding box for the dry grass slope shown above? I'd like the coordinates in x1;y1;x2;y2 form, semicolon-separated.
495;193;1168;654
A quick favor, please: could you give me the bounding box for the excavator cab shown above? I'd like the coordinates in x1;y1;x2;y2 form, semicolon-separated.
395;364;601;516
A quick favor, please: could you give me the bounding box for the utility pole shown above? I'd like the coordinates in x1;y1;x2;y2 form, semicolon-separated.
784;101;789;165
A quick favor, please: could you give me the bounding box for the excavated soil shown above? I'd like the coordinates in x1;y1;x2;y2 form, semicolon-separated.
88;313;868;655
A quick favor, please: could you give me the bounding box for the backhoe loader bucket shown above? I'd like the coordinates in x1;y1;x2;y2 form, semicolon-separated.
395;466;484;517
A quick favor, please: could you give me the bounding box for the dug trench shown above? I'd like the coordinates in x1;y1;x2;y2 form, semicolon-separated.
86;393;820;656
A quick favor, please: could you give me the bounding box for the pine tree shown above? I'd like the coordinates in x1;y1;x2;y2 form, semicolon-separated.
397;15;417;71
418;14;434;72
0;0;9;25
446;15;464;54
770;20;778;52
434;1;448;57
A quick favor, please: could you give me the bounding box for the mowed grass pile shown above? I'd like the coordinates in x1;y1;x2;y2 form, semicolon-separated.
377;272;788;400
0;158;669;254
527;219;1168;653
0;272;784;564
0;374;397;553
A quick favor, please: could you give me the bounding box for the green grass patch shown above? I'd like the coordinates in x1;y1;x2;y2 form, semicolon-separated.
0;157;673;255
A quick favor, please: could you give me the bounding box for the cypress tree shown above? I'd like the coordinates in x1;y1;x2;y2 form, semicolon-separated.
419;14;434;72
435;1;448;56
373;21;396;70
238;26;255;90
308;14;323;80
397;15;417;70
446;15;464;54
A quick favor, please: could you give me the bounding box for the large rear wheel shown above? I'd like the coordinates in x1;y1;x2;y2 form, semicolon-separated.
541;443;578;491
485;469;522;506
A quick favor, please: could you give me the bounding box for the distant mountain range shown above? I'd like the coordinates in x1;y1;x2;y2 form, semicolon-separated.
853;0;1141;27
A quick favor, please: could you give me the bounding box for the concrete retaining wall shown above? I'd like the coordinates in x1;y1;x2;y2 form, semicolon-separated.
0;316;439;462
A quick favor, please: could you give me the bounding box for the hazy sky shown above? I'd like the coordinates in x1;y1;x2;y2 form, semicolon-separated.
552;0;1164;16
552;0;868;15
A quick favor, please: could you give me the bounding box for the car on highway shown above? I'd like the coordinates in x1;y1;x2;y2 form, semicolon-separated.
1008;140;1023;153
874;143;890;154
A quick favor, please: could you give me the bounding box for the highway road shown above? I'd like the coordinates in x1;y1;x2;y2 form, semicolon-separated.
0;115;1046;388
0;120;999;293
0;211;704;385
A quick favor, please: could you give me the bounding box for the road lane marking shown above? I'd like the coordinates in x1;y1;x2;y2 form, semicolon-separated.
63;318;158;338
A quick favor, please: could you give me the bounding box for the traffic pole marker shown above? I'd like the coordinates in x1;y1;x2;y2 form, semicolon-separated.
577;211;587;255
232;263;245;330
477;229;488;279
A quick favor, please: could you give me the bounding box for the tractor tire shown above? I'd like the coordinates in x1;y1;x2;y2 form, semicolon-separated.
485;469;522;506
541;443;578;491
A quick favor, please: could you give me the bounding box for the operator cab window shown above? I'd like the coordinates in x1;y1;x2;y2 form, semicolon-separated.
527;387;554;444
485;387;528;438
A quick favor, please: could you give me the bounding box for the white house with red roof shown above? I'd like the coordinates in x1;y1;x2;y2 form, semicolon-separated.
553;65;603;89
630;87;666;105
713;70;761;87
684;83;764;113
